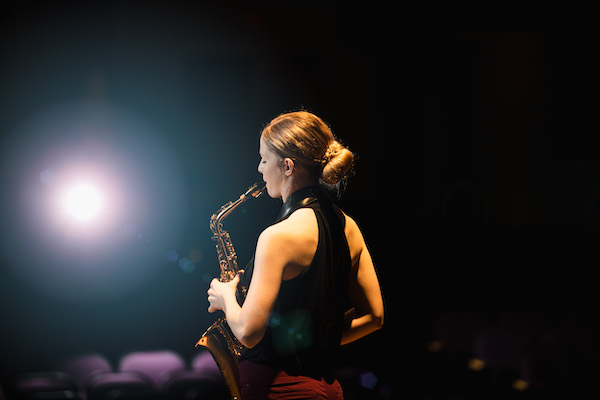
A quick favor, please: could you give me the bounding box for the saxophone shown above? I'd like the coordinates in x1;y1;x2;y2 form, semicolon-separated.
195;182;265;400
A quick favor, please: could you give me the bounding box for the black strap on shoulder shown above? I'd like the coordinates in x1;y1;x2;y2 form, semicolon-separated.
276;185;322;222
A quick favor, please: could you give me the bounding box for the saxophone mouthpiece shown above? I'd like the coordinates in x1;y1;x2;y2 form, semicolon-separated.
243;182;266;199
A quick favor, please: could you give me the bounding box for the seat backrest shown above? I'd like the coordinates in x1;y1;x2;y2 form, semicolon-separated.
119;350;186;390
62;353;112;389
85;370;155;400
190;350;222;379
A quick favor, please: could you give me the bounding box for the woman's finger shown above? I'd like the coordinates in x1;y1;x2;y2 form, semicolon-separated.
210;278;220;289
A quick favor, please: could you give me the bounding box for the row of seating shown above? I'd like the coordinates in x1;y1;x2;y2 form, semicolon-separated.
426;309;597;397
4;350;228;400
2;348;394;400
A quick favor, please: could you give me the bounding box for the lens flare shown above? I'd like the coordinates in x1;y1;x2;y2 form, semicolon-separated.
2;99;188;303
62;183;104;222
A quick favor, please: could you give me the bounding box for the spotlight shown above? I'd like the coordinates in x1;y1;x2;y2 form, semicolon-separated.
3;99;188;302
62;182;104;222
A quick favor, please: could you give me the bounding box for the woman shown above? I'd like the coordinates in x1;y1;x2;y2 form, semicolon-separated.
207;111;384;399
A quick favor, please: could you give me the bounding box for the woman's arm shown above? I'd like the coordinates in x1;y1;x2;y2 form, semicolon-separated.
341;219;384;346
207;225;287;348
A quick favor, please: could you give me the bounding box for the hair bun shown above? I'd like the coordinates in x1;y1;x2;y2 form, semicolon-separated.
320;140;354;185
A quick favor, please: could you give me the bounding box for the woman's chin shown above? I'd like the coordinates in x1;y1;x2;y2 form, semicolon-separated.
265;185;279;200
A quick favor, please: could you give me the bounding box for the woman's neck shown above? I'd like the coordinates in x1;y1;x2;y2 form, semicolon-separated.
281;176;319;203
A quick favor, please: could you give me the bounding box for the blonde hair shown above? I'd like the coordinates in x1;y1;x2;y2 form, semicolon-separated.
261;111;354;186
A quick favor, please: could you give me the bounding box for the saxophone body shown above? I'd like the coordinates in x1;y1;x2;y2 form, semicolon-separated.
195;182;265;400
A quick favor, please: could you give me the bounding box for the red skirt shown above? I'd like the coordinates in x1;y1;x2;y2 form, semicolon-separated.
239;360;343;400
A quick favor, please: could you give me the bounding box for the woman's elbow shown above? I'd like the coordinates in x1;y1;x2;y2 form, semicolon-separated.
239;329;265;349
371;305;384;330
240;337;259;349
373;312;384;330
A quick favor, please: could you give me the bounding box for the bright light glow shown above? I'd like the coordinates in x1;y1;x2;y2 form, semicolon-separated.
3;100;188;303
63;183;104;221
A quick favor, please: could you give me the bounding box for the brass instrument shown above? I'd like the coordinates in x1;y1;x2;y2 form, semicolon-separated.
195;182;265;400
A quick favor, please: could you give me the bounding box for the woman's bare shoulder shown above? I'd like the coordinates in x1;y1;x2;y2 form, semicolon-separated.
275;208;318;236
257;208;318;274
257;208;317;251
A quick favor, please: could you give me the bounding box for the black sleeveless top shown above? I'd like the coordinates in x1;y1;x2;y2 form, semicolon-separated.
240;186;351;379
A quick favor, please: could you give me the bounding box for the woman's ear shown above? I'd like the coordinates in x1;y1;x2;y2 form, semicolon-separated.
283;158;295;176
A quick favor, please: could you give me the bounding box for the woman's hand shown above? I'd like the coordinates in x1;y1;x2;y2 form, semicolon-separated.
207;271;243;313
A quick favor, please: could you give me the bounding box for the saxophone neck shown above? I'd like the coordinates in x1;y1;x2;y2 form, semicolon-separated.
210;182;265;235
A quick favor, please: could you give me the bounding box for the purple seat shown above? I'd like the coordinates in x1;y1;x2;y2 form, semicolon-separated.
85;370;155;400
190;351;223;380
61;353;112;396
161;351;227;400
118;350;186;391
13;371;79;399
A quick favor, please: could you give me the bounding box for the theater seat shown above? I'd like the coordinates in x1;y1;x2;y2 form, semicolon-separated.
85;370;155;400
161;351;227;400
190;351;223;380
13;371;79;399
117;350;186;393
61;353;112;397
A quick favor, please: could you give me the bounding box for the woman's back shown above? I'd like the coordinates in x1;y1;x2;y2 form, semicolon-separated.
241;186;351;379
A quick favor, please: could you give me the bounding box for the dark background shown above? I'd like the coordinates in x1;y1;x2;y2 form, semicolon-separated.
1;2;597;399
